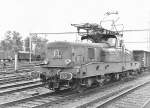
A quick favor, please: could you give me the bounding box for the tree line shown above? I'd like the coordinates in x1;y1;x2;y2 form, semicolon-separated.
0;30;48;59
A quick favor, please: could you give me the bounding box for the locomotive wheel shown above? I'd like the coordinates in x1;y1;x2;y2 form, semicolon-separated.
98;82;104;87
96;79;104;86
126;71;130;77
114;73;120;80
54;87;60;92
71;82;84;93
71;83;78;90
137;69;142;74
75;85;85;93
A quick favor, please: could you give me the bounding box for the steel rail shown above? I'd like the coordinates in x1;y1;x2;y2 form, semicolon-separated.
0;82;42;96
0;92;52;108
76;80;150;108
0;79;40;90
1;72;149;108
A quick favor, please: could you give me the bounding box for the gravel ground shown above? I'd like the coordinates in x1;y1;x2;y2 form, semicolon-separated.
104;80;150;108
0;86;50;105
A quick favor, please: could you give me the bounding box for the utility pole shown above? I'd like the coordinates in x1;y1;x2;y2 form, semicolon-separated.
149;31;150;51
23;40;25;51
147;31;150;51
13;44;18;71
100;11;119;26
14;52;18;71
29;33;32;63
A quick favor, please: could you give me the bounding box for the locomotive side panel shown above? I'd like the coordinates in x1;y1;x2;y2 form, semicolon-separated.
72;46;87;65
102;48;133;62
79;61;140;78
123;61;140;71
78;47;140;78
80;62;122;78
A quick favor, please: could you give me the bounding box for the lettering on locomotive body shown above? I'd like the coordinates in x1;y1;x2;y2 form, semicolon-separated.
60;72;72;80
54;49;62;58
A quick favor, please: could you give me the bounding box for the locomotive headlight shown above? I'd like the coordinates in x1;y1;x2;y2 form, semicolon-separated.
43;59;49;65
65;59;71;65
44;60;48;64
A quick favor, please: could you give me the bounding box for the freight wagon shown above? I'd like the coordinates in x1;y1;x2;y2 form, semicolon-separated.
0;50;13;61
0;50;41;62
133;50;150;70
18;51;41;61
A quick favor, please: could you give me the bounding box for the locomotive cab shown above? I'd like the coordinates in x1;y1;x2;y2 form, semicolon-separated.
39;42;74;90
45;42;73;67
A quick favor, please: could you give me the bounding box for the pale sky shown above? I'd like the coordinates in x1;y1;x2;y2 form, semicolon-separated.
0;0;150;51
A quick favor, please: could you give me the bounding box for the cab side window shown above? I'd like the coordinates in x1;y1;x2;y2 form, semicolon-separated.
88;48;95;59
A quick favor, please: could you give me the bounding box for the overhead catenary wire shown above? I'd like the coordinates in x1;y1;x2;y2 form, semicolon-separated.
121;29;150;32
29;30;150;44
124;41;148;43
30;29;150;35
30;32;80;35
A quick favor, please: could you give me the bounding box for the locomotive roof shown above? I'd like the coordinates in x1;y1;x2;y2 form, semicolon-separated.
133;50;150;53
47;41;109;48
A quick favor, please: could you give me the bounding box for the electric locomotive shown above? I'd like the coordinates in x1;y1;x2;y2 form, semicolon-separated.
37;23;141;91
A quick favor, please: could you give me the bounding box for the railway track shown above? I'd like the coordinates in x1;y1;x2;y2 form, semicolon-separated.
68;74;150;108
42;72;150;108
0;70;36;85
1;72;150;108
0;79;42;95
0;79;45;108
0;79;41;90
0;63;39;85
76;79;150;108
0;87;74;108
101;82;150;108
0;65;35;75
